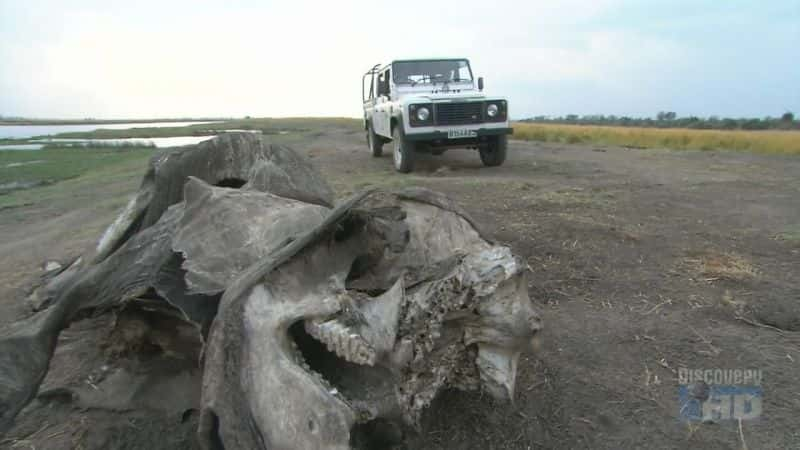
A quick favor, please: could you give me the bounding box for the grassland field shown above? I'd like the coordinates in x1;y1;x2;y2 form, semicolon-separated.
2;118;799;154
513;122;800;154
1;118;800;449
2;117;798;209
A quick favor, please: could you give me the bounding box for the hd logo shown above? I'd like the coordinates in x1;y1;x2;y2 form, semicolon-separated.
678;368;763;422
678;385;762;422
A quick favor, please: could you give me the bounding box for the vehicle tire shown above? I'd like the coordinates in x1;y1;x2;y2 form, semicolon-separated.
479;135;507;167
392;126;415;173
367;123;383;157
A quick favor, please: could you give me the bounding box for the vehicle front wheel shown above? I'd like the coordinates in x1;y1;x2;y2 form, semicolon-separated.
367;123;383;157
479;135;507;167
392;127;415;173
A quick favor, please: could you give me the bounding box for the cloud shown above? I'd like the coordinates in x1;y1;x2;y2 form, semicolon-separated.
0;0;796;118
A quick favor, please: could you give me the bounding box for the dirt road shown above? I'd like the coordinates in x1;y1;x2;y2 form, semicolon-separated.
2;126;799;449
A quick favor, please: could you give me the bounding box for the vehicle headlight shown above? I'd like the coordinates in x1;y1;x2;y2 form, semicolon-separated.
416;106;430;121
487;103;499;118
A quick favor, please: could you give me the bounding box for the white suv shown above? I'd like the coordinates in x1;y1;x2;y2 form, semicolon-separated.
362;58;513;173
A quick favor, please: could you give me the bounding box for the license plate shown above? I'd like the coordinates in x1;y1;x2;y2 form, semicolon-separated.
447;129;477;139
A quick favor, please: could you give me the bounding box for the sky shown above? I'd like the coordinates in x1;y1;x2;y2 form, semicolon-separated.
0;0;797;119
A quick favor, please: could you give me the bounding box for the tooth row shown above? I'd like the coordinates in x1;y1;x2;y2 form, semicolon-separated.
291;336;338;393
305;319;376;366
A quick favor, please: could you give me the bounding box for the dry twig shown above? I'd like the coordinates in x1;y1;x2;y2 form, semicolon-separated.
738;418;748;450
735;315;785;334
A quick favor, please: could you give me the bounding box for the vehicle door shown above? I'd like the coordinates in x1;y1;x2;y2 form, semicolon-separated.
373;68;392;138
363;69;377;129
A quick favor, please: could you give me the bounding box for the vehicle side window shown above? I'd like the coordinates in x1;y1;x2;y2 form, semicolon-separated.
377;70;391;97
456;64;471;81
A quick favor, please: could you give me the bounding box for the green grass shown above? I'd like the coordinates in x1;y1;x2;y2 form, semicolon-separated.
0;147;154;203
0;117;365;208
0;156;150;212
776;226;800;243
513;123;800;155
0;138;43;146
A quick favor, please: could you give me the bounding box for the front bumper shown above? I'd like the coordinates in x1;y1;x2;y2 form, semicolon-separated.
404;127;513;142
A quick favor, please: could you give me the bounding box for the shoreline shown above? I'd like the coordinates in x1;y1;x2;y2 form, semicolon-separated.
0;118;229;126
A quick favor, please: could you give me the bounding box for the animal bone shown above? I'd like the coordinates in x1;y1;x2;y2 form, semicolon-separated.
0;134;541;450
198;187;541;448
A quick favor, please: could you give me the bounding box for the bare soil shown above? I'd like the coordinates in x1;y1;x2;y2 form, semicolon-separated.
2;126;799;449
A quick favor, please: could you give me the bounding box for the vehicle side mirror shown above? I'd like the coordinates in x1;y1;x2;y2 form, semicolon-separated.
478;77;484;91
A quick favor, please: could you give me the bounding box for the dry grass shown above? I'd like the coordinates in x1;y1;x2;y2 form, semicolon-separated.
513;123;800;155
685;252;758;281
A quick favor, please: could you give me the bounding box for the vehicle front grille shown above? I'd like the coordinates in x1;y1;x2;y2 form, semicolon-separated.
435;102;483;125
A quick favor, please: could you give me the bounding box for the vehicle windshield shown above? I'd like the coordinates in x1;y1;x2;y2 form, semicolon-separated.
393;59;473;85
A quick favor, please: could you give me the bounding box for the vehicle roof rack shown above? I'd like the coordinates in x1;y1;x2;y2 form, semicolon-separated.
363;63;381;77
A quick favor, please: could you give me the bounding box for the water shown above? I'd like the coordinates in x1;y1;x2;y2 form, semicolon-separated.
44;136;216;147
0;144;44;150
0;136;216;151
0;121;219;139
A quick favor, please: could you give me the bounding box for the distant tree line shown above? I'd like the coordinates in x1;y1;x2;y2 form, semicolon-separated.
520;111;798;130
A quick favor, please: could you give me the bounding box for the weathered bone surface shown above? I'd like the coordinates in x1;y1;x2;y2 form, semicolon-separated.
198;188;541;448
24;133;335;312
0;134;541;449
93;132;334;266
173;176;329;294
0;134;333;434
